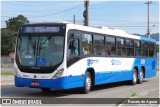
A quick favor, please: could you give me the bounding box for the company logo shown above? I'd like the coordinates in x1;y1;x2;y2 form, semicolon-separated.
87;59;99;66
111;59;122;65
2;99;11;104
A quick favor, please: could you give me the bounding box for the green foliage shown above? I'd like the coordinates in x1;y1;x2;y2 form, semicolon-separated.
131;90;138;97
156;45;159;52
1;28;16;55
1;15;30;55
1;72;14;76
5;15;29;31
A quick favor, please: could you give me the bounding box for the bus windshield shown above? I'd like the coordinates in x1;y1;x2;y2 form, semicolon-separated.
16;34;64;67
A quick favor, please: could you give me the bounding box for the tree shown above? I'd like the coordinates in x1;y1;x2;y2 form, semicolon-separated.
1;15;30;55
1;28;15;55
5;15;29;31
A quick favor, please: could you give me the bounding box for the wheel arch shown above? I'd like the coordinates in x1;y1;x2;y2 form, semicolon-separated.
141;66;145;78
134;66;138;78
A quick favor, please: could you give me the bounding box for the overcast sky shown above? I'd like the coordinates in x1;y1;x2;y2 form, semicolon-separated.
1;0;159;35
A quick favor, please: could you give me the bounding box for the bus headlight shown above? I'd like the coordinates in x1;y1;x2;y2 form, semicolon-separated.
14;68;21;77
52;68;64;79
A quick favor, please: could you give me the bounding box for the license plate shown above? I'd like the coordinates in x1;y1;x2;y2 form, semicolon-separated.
31;82;40;86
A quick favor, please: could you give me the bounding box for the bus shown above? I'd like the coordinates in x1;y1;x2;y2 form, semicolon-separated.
14;22;157;93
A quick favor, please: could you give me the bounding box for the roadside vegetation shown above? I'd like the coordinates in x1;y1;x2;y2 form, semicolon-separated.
1;72;14;76
117;90;138;105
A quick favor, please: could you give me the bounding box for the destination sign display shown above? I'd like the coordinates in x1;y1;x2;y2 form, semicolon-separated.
24;26;60;33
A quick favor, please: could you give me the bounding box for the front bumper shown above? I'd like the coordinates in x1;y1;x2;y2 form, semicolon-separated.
15;76;67;89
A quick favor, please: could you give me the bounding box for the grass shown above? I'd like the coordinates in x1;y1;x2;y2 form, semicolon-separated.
117;91;138;106
131;90;138;97
1;72;14;76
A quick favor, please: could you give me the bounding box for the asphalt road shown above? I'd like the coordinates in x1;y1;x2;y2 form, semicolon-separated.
1;73;159;99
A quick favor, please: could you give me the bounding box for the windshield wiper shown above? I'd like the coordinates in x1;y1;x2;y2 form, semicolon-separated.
39;34;53;47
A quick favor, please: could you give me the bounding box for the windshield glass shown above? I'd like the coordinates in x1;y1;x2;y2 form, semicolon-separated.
16;34;64;67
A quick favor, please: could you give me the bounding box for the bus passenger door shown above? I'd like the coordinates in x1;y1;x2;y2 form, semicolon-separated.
67;33;81;67
66;32;83;88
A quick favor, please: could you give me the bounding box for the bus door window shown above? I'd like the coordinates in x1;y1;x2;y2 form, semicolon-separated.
68;39;79;56
67;33;81;67
67;34;80;59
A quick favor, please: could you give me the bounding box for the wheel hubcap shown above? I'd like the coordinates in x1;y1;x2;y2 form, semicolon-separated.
86;77;91;90
140;71;143;81
133;72;137;83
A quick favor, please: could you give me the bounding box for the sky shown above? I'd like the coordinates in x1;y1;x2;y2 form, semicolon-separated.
1;0;159;35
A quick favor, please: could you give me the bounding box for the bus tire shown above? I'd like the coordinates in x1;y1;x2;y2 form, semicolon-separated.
138;69;144;84
41;88;51;92
83;72;92;94
131;69;137;85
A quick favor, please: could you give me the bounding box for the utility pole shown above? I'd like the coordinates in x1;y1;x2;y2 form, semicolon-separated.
83;0;89;26
73;15;75;24
145;0;152;38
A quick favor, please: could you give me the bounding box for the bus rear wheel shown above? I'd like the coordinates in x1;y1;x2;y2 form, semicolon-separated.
138;69;144;84
41;88;51;92
131;69;137;85
83;72;92;94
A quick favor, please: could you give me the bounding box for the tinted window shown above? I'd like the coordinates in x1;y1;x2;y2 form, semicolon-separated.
117;38;125;46
106;46;116;56
141;42;148;57
94;35;104;45
126;39;134;46
126;39;134;56
82;33;92;44
106;36;115;46
117;47;126;56
141;42;148;48
135;41;140;47
148;43;154;57
83;44;93;55
68;37;79;56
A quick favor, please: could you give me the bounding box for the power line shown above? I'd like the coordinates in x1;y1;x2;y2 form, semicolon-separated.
27;4;83;18
90;2;144;10
3;1;68;6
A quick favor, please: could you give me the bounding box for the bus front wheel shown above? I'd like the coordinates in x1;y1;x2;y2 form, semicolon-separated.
83;72;92;94
131;69;137;85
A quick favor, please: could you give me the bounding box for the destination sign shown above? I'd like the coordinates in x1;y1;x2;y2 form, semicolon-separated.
24;26;60;33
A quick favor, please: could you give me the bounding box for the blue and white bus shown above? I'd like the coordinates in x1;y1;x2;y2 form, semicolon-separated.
14;23;157;93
